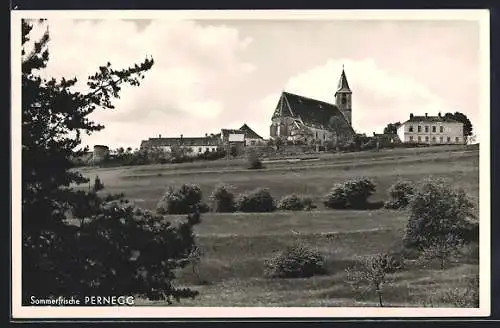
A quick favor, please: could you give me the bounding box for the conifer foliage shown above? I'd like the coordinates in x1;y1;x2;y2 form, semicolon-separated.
21;19;200;304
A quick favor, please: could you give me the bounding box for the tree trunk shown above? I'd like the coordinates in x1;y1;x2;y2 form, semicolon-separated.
377;290;384;307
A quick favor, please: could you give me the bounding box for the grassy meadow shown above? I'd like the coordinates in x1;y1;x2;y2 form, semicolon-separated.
78;145;480;307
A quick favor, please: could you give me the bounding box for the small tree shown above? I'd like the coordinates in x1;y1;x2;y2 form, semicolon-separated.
209;183;236;213
418;233;464;270
404;178;477;250
345;253;401;307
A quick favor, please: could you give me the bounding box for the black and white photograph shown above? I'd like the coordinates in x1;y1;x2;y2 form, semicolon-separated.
11;9;490;319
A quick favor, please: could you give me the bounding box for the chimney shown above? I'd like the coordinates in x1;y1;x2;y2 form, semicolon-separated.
205;133;208;137
180;134;183;139
159;134;161;138
373;132;376;136
425;113;428;118
410;113;414;119
438;112;442;117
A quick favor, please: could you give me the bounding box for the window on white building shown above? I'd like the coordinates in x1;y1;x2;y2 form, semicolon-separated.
425;126;429;132
417;136;421;142
425;136;429;142
409;125;414;132
439;136;443;143
409;136;414;142
440;126;444;133
432;137;436;143
447;137;451;143
418;126;422;132
432;126;436;133
456;137;459;143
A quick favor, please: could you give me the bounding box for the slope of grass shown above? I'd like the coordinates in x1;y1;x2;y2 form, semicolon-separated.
77;146;480;307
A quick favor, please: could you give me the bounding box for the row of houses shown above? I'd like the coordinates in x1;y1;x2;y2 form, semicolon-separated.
139;124;265;156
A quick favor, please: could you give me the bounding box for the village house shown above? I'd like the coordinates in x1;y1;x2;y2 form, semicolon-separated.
270;67;355;146
396;113;465;145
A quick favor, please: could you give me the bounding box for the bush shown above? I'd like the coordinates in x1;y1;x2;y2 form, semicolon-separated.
264;244;326;278
278;194;316;211
210;183;236;213
384;179;415;209
422;275;479;308
157;184;203;214
404;178;477;250
323;177;376;209
247;150;263;169
236;188;276;212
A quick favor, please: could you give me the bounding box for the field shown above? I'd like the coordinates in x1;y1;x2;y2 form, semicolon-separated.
78;145;480;307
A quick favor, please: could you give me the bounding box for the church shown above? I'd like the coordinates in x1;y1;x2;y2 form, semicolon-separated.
270;67;356;145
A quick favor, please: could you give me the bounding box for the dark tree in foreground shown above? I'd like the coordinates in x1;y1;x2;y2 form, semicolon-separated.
22;19;200;303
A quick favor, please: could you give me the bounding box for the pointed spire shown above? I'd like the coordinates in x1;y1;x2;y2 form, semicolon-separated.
336;66;351;93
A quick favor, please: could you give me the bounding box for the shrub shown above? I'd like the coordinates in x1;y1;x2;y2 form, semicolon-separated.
210;183;236;213
384;179;415;209
323;177;376;209
264;244;326;278
236;188;276;212
278;194;316;211
404;178;477;250
247;150;263;169
422;275;479;308
157;184;203;214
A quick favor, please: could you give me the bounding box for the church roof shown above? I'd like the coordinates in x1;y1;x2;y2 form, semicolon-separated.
239;124;263;139
273;91;355;134
336;68;351;93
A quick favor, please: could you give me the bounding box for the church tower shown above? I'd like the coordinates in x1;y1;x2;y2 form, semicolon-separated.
334;66;352;126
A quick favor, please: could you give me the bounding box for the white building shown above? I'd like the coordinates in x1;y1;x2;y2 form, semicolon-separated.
140;134;220;157
397;113;465;145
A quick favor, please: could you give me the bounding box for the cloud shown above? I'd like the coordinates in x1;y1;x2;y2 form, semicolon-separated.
28;19;256;149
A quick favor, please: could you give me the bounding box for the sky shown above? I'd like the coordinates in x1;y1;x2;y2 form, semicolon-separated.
26;17;482;150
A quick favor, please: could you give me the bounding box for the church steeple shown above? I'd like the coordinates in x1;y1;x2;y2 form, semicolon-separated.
336;65;351;93
334;65;353;126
